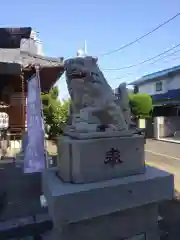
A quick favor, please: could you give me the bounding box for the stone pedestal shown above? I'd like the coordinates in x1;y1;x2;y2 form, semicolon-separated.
57;135;145;183
42;166;173;239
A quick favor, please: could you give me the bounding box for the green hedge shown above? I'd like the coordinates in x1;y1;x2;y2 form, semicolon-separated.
129;93;152;118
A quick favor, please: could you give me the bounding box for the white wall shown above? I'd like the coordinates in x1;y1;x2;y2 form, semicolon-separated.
138;80;166;95
138;73;180;95
166;74;180;90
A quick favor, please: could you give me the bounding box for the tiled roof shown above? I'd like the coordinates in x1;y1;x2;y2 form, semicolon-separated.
0;49;63;67
0;50;64;92
129;65;180;86
0;27;31;48
0;27;64;91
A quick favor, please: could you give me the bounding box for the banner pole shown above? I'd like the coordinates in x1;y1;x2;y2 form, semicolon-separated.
20;70;25;133
24;66;47;173
35;66;49;169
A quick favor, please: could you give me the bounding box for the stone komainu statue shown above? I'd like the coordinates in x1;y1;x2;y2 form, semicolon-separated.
64;55;130;132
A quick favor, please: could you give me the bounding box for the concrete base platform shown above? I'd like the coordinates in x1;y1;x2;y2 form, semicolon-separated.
42;166;173;239
46;204;159;240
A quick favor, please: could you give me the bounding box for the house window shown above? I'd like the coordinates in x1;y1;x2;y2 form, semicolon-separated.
155;82;162;92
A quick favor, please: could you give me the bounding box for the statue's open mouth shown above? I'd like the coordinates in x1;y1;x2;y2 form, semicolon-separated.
70;72;86;79
66;68;86;79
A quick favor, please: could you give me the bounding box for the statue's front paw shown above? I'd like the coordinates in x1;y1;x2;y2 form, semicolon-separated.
108;124;118;131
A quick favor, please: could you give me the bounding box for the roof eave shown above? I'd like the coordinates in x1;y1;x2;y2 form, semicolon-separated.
129;66;180;86
0;51;65;92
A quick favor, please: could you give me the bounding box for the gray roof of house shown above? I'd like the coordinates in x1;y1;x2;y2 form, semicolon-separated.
129;65;180;86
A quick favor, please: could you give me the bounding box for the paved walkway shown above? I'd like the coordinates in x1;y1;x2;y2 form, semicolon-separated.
145;139;180;192
158;137;180;144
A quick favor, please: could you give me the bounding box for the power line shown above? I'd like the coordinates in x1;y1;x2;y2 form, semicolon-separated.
114;72;133;81
149;48;180;65
113;47;180;81
103;43;180;71
160;54;180;64
99;12;180;57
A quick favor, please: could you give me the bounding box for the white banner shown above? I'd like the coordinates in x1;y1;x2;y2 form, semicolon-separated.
24;71;46;173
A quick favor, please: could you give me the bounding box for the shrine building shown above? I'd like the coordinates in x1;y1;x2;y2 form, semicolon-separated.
0;27;64;137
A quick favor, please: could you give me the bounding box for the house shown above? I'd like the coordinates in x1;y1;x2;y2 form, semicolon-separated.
129;65;180;116
0;27;64;133
129;65;180;104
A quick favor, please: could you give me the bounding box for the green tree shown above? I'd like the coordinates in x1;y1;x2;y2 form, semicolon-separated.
41;87;70;139
129;93;152;118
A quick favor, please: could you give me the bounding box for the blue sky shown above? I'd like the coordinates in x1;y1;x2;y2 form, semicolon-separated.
1;1;180;99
